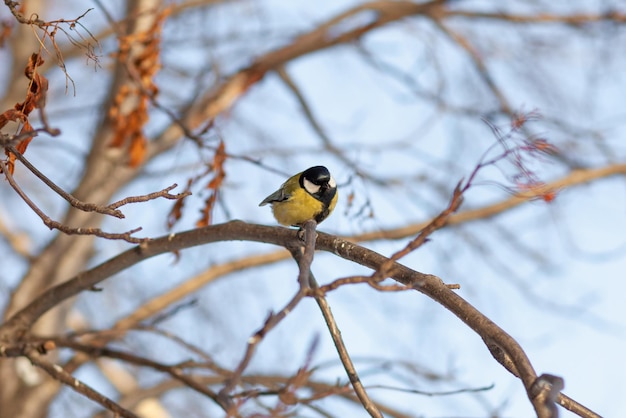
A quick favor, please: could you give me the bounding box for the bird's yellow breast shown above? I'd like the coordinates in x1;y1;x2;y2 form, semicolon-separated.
271;187;334;226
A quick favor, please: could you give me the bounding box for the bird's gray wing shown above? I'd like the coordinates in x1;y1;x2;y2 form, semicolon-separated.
259;187;290;206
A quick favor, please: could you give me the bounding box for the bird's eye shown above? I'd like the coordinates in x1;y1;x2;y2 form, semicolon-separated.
303;177;321;194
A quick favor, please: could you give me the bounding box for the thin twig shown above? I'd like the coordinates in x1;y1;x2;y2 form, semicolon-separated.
0;159;145;243
353;163;626;242
218;222;317;410
216;291;309;410
446;10;626;24
557;392;602;418
26;352;140;418
0;222;605;418
371;181;464;282
47;339;228;410
218;272;310;408
287;226;383;418
4;0;45;25
5;145;125;218
367;383;494;396
308;271;383;418
108;183;190;209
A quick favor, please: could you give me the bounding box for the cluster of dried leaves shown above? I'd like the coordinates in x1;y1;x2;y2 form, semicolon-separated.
0;53;48;174
109;8;170;167
0;7;191;243
166;140;228;229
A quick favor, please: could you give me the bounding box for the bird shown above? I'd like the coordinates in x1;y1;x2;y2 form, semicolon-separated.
259;165;338;227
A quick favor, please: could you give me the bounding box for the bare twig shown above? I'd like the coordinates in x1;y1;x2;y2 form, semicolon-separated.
2;147;187;243
446;10;626;25
217;235;312;409
367;383;494;396
0;222;604;417
6;6;97;92
217;224;321;403
45;339;228;410
216;288;309;410
0;127;56;147
0;159;146;243
308;270;382;418
26;352;139;418
354;163;626;242
286;227;383;418
4;160;625;336
5;145;125;218
35;100;61;136
108;183;190;209
557;392;602;418
4;1;45;25
371;181;464;282
316;274;459;294
370;114;549;281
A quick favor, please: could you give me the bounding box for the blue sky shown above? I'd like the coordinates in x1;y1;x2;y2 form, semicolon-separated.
2;1;626;416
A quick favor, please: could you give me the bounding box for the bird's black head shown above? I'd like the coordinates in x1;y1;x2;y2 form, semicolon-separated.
300;165;337;203
301;166;331;186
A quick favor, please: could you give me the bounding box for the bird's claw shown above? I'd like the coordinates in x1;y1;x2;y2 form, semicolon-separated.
296;227;318;243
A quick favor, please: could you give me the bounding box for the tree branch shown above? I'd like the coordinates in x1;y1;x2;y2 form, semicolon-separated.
0;159;146;243
26;352;139;418
310;272;383;418
0;221;602;417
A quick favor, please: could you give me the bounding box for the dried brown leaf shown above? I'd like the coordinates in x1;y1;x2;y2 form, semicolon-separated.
108;8;169;167
196;141;227;227
2;53;48;174
167;179;193;229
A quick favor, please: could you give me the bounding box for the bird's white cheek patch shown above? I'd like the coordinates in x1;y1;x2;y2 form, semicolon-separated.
303;178;321;194
328;176;336;188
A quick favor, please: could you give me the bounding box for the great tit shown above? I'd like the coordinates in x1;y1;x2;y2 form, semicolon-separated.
259;166;338;227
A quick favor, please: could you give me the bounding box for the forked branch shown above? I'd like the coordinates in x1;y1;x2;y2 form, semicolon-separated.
0;223;602;417
0;153;189;243
26;352;139;418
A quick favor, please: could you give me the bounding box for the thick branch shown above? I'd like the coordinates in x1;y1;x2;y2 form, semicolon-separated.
446;10;626;24
188;0;449;127
354;163;626;242
0;221;601;417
